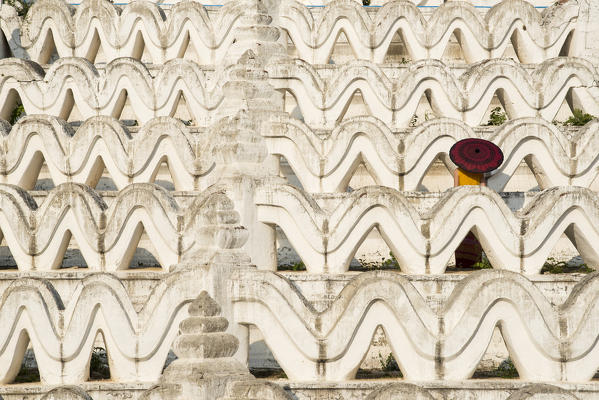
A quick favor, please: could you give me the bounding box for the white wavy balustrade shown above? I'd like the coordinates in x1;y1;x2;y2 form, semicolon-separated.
269;57;599;128
0;0;571;64
0;0;248;65
0;114;214;191
232;268;599;382
364;383;583;400
20;382;590;400
267;115;599;192
1;113;598;193
0;183;245;271
0;269;211;384
0;57;226;124
279;0;579;64
0;57;596;127
255;183;599;274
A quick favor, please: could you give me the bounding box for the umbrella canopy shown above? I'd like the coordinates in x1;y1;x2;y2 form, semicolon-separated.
449;138;504;173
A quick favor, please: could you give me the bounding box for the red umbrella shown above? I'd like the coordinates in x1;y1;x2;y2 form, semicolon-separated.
449;138;503;173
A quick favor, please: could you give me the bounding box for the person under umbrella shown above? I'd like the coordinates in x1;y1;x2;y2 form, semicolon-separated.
449;138;504;268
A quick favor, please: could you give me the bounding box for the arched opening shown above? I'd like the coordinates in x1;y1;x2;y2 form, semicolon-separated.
152;158;176;191
328;30;357;64
441;30;467;64
559;30;576;57
383;30;411;64
276;227;305;272
248;325;285;378
356;326;403;379
169;91;196;126
417;154;453;192
350;228;399;271
112;89;139;125
59;233;89;269
1;89;26;123
127;224;163;270
278;155;304;190
85;29;107;64
87;331;111;381
472;326;518;379
337;89;372;123
38;30;59;65
0;29;13;58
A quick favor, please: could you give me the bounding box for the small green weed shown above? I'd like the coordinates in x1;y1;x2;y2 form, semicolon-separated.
9;103;25;125
487;107;507;126
381;252;399;269
472;256;493;270
494;358;519;378
362;0;370;5
355;252;400;270
563;109;595;126
279;262;306;271
541;257;594;274
473;358;519;379
378;352;401;373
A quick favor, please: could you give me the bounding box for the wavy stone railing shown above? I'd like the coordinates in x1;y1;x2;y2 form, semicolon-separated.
0;57;596;127
18;382;592;400
0;57;226;124
270;57;599;128
231;268;599;382
0;115;212;191
0;0;248;65
0;270;206;384
278;0;578;64
0;183;245;271
0;0;573;64
255;184;599;274
268;116;599;192
0;0;596;398
4;114;599;193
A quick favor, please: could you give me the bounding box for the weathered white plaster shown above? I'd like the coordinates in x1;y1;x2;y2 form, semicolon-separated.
232;268;599;382
0;0;595;399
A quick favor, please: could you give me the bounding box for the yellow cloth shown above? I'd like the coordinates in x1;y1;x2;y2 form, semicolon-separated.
457;169;483;186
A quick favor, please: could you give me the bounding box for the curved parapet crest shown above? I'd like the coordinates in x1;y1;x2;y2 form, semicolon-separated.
232;269;599;382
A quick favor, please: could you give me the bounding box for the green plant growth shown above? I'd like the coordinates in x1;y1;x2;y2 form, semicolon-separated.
381;252;399;269
495;358;519;378
9;103;25;125
5;0;32;17
362;0;371;5
472;255;493;270
541;257;594;274
355;252;400;270
279;262;306;271
473;357;519;379
487;107;507;126
563;109;595;126
378;352;402;374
